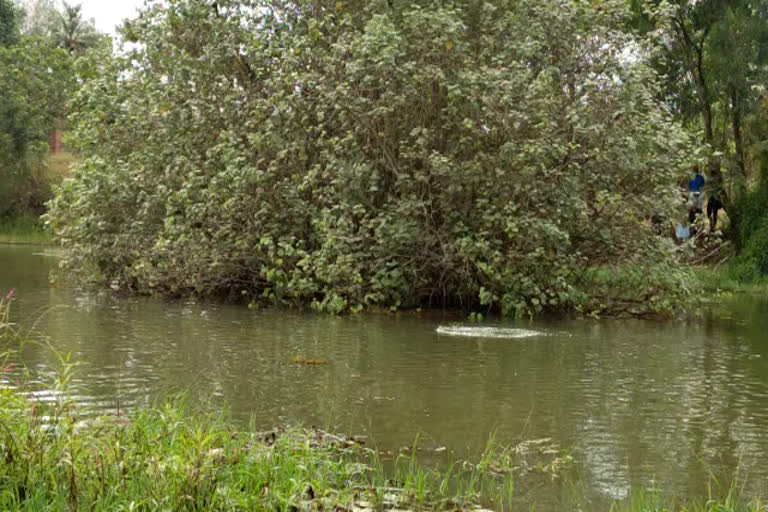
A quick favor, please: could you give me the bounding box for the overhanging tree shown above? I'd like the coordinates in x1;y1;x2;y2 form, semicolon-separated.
49;0;699;316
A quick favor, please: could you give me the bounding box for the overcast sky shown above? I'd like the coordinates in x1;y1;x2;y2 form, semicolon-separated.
78;0;145;35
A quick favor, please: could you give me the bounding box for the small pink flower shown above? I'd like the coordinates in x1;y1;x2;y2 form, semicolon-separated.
5;289;14;301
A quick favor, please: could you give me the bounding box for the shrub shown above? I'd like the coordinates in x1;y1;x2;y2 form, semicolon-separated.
48;0;698;315
726;151;768;282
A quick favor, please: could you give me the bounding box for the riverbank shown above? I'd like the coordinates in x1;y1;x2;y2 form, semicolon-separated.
0;390;763;512
1;292;767;511
0;149;74;246
693;263;768;297
0;393;496;511
0;217;51;245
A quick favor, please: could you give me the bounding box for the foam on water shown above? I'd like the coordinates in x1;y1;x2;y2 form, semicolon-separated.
435;326;545;339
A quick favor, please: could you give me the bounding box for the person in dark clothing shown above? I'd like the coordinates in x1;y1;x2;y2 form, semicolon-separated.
707;191;724;233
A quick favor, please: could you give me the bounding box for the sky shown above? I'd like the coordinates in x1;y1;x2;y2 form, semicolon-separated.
78;0;145;35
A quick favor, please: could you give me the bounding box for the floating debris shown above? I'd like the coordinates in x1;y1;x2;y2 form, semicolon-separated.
292;357;328;365
435;326;545;339
460;437;574;481
399;444;449;454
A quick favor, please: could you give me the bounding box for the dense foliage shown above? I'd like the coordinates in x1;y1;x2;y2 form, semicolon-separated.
48;0;700;315
630;0;768;280
630;1;768;222
0;1;103;221
725;152;768;281
0;0;19;47
0;37;73;218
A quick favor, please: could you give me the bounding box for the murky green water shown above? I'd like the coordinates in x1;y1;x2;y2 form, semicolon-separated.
3;244;768;506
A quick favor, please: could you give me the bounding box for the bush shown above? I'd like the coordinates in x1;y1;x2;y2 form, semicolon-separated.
726;151;768;282
729;220;768;282
48;0;698;315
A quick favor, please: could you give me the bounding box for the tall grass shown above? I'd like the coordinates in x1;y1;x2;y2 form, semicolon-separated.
0;290;16;341
0;391;532;511
614;484;765;512
0;217;50;245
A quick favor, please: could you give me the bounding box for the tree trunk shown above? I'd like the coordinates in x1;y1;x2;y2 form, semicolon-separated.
696;58;727;213
731;87;747;195
680;17;728;209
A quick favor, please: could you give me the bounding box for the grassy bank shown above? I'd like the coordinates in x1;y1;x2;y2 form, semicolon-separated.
0;394;452;510
693;263;768;297
0;388;763;512
615;488;764;512
0;151;74;246
0;390;763;512
0;216;50;245
0;386;530;510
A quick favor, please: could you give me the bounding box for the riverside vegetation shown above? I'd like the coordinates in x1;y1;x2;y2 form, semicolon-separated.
1;0;768;316
0;0;101;237
0;35;74;221
1;295;767;510
44;0;706;318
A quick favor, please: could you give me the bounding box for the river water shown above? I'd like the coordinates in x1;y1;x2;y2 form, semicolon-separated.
3;244;768;507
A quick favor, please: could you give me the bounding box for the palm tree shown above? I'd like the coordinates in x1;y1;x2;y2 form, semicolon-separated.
53;2;98;56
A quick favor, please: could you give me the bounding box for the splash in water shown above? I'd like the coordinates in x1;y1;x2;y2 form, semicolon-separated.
435;326;545;339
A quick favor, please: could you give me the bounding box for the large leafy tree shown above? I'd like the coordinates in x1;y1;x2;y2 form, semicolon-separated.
49;0;698;316
706;4;768;191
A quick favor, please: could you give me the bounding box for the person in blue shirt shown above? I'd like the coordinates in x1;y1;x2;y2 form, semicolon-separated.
689;170;705;193
688;168;705;224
